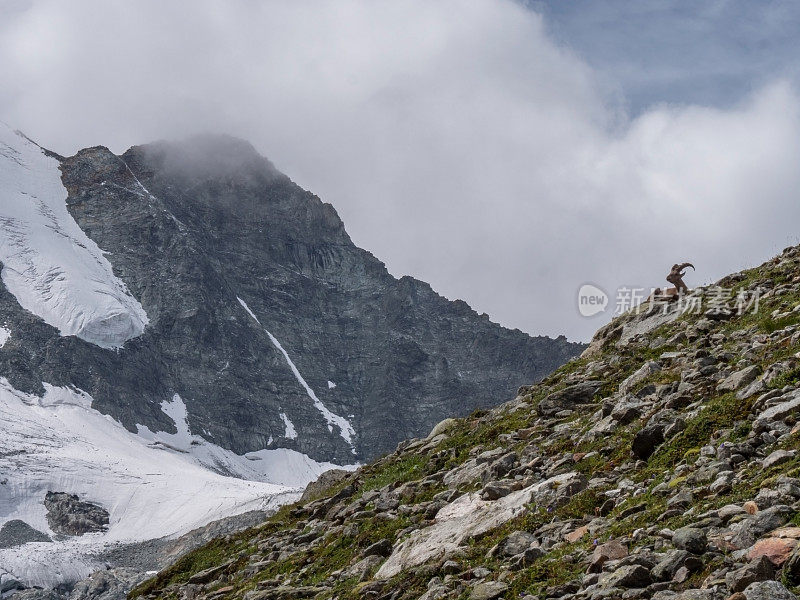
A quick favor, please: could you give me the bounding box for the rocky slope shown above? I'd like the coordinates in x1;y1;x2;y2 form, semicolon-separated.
0;125;582;464
132;244;800;600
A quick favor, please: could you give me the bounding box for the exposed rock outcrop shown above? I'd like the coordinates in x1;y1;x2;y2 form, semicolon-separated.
43;492;109;536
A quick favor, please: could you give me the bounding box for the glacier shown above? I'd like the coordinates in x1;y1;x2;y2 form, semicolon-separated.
0;380;346;588
0;124;148;349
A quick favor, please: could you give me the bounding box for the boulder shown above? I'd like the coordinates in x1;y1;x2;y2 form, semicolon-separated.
651;549;702;582
531;472;587;509
672;527;707;555
732;505;793;548
725;556;775;593
499;531;537;557
470;582;508;600
537;381;603;416
427;418;458;439
783;543;800;585
763;450;796;470
588;539;628;572
743;580;797;600
753;394;800;434
717;366;761;393
620;361;661;394
601;564;652;589
71;568;149;600
0;519;51;548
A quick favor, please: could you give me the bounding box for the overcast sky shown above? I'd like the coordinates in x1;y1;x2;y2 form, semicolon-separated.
2;0;800;341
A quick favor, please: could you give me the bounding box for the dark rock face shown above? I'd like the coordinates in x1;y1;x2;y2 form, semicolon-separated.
44;492;109;536
0;135;583;463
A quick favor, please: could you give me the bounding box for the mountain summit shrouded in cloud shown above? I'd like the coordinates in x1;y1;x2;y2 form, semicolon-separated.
2;1;800;340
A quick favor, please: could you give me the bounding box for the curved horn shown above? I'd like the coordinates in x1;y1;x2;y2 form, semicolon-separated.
679;263;695;271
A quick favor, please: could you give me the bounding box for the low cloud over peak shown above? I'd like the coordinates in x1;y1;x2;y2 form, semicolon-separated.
2;0;798;340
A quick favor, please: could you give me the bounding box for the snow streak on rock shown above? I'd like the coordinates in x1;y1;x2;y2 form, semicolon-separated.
280;412;298;439
0;125;148;348
237;296;356;449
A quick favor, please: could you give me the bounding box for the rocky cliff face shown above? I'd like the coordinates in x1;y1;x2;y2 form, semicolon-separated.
0;128;582;464
132;245;800;600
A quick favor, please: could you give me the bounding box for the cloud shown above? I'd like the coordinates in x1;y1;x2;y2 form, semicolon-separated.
1;0;799;340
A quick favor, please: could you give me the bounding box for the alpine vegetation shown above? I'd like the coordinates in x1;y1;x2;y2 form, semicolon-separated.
135;245;800;600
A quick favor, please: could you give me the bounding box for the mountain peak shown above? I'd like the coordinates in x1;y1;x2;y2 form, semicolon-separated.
124;133;283;184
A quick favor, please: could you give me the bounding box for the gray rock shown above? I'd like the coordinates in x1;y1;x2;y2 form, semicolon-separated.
300;469;350;502
611;396;648;425
481;481;515;501
427;418;458;439
718;504;747;522
619;361;661;394
672;527;707;555
531;472;586;509
0;575;24;595
732;505;793;548
667;491;693;511
342;555;383;581
753;394;800;435
537;381;603;416
763;450;796;470
743;580;797;600
470;581;508;600
362;539;393;557
672;591;716;600
499;531;537;557
5;591;61;600
726;556;775;594
717;366;761;393
617;307;681;347
783;543;800;586
602;564;652;589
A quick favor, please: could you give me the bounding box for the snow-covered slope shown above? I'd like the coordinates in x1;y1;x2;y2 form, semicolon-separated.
0;124;148;348
0;379;344;588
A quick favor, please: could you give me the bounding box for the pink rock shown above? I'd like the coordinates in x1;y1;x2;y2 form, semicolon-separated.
747;537;800;566
565;526;588;543
592;539;628;561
